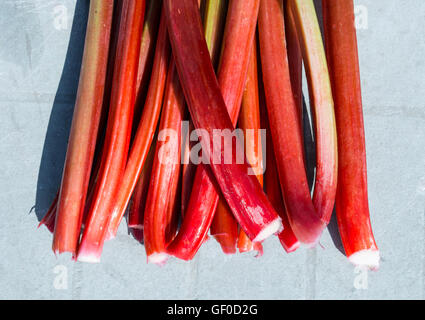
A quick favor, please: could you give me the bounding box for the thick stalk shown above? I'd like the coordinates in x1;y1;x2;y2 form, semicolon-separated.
143;60;185;264
77;0;146;262
288;0;338;225
166;0;270;260
165;0;281;253
106;10;170;239
322;0;379;269
52;0;114;255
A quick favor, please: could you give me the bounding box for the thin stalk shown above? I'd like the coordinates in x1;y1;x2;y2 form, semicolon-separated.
323;0;379;269
236;42;264;255
127;140;156;229
77;0;146;262
52;0;114;255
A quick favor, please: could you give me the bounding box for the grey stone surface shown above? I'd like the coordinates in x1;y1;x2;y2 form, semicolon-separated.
0;0;424;299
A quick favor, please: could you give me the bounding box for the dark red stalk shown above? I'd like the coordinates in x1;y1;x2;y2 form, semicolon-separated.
181;120;196;218
106;10;170;240
143;60;185;264
165;0;281;256
52;0;114;255
323;0;379;269
166;0;267;260
77;0;146;262
236;42;264;255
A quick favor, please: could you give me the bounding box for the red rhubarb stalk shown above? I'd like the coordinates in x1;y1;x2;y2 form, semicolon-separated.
143;60;185;264
288;0;338;225
322;0;379;269
166;0;268;260
52;0;114;255
77;0;146;262
262;103;300;253
165;0;281;254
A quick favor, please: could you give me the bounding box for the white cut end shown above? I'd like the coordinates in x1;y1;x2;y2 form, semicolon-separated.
77;252;101;264
147;252;169;266
253;218;283;242
348;249;380;270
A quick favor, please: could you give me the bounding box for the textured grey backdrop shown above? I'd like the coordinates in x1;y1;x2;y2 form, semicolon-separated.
0;0;424;299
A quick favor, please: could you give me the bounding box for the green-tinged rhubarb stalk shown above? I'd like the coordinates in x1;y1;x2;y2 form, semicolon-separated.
288;0;338;226
164;0;282;258
323;0;379;269
77;0;146;263
52;0;114;256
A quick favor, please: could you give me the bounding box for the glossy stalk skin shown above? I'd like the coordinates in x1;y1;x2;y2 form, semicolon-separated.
262;103;300;253
166;0;270;260
143;61;185;264
165;0;281;253
259;0;324;245
77;0;146;263
322;0;379;269
52;0;114;255
106;11;171;239
288;0;338;225
128;141;156;229
181;120;196;218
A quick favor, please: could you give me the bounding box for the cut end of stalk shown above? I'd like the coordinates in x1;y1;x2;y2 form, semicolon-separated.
253;218;283;242
76;250;102;263
348;249;380;270
147;252;169;265
280;239;300;254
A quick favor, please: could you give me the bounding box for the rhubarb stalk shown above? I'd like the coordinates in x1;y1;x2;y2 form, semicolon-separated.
77;0;146;262
52;0;114;255
164;0;281;253
322;0;379;269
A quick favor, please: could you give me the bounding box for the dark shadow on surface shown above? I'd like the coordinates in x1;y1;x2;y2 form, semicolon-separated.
34;1;89;221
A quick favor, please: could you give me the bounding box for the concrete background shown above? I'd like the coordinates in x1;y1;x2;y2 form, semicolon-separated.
0;0;424;299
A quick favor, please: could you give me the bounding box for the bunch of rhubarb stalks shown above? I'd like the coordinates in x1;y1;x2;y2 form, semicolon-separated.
39;0;379;269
